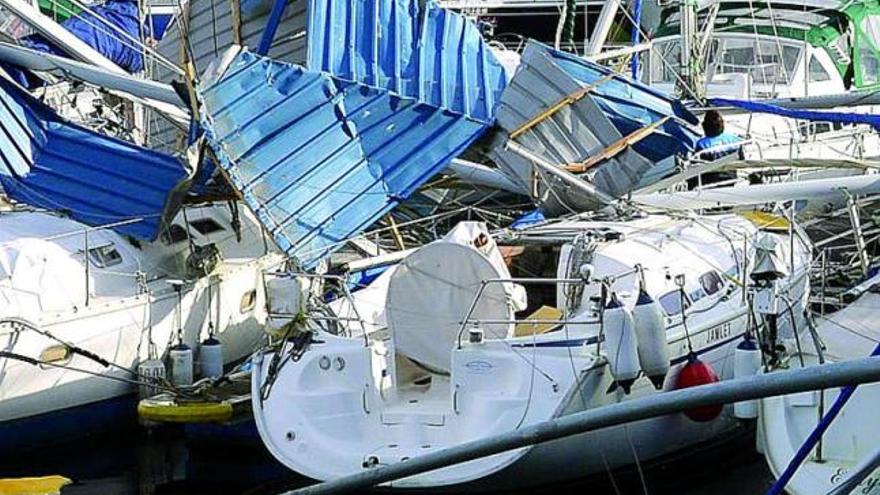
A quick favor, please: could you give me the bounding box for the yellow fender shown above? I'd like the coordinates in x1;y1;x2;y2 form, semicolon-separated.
0;475;71;495
138;399;233;424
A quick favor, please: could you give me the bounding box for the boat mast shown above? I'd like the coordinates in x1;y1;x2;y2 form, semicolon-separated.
678;0;702;98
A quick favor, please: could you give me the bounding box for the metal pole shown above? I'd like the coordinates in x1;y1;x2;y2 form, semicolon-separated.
505;141;616;205
766;345;880;495
845;191;870;277
286;356;880;495
83;229;90;307
0;0;125;74
586;0;619;56
257;0;287;56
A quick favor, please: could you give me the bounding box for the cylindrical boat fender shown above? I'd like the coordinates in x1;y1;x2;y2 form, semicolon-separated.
169;343;194;387
675;353;722;422
733;335;762;419
603;293;641;394
632;288;670;390
137;358;166;399
199;337;224;379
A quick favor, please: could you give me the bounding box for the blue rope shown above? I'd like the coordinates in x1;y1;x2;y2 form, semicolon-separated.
765;342;880;495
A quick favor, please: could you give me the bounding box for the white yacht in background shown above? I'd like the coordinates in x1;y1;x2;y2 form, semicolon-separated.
252;212;812;489
646;0;880;161
0;203;284;450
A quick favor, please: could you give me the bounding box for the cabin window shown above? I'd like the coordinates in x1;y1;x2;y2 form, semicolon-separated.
189;218;225;236
88;244;123;268
857;16;880;86
808;56;831;82
659;290;690;316
240;289;257;313
161;224;188;245
699;271;725;296
707;38;801;85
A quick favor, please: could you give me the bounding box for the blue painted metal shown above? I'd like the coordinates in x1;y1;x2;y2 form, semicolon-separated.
256;0;288;56
307;0;506;124
202;1;507;269
631;0;642;79
526;41;699;161
0;77;189;240
492;41;698;214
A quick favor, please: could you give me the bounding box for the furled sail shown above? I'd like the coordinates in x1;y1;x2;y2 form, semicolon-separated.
492;41;700;215
200;0;507;269
20;0;146;73
0;76;190;240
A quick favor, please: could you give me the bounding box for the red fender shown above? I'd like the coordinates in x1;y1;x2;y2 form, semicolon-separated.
675;354;722;422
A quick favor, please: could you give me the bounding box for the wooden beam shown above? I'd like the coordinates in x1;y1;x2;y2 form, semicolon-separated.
565;116;671;173
386;214;406;250
509;73;616;140
230;0;243;46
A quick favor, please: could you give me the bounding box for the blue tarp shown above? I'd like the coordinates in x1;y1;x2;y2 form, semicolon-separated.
510;209;546;230
201;0;507;269
21;0;145;73
0;76;189;240
710;98;880;131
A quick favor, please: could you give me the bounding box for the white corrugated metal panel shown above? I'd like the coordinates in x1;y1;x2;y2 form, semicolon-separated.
491;42;654;214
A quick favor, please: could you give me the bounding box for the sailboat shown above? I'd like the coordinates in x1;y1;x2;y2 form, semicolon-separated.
251;211;811;489
647;0;880;161
0;62;284;450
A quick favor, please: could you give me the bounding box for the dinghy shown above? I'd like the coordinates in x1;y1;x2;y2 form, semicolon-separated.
759;288;880;495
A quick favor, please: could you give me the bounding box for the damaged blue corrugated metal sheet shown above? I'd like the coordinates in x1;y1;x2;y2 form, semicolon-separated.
202;49;492;267
307;0;506;124
201;0;506;268
492;41;700;215
0;77;189;240
527;41;699;161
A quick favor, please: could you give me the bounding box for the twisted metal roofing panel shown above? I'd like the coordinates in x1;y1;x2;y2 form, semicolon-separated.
0;77;188;240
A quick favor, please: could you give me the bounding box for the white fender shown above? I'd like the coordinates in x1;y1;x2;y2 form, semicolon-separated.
632;288;670;390
733;335;762;419
604;294;641;393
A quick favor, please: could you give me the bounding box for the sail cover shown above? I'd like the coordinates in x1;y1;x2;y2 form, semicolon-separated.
20;0;146;73
0;77;189;240
200;0;507;269
493;41;699;214
709;97;880;131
